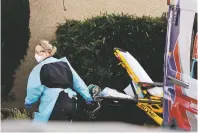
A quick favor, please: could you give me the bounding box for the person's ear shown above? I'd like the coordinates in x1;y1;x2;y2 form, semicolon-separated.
45;51;50;57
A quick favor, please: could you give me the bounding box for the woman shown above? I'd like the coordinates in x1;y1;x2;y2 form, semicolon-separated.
24;40;93;123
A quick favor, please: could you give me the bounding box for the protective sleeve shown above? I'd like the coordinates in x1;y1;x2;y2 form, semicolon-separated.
59;57;93;103
24;67;44;107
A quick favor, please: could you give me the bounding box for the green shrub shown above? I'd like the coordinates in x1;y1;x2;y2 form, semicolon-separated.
1;0;30;101
52;13;167;91
1;108;31;120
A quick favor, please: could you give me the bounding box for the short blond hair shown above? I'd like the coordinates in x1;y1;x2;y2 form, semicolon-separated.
37;40;57;56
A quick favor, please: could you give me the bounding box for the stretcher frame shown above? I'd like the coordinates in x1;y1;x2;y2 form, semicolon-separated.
93;48;164;125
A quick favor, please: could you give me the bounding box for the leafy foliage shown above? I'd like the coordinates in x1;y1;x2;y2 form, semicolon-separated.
52;13;167;91
1;108;31;120
1;0;30;100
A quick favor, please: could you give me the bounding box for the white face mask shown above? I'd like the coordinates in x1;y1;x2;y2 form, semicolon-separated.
35;54;45;63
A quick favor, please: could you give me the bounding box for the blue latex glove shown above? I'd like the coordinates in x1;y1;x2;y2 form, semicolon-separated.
86;101;93;105
25;103;32;109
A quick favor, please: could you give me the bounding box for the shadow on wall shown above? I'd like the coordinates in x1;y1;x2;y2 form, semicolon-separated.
1;0;30;102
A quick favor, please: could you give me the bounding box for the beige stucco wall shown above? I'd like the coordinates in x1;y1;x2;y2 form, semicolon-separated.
3;0;167;108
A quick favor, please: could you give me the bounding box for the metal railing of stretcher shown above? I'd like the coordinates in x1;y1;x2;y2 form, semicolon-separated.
89;48;164;126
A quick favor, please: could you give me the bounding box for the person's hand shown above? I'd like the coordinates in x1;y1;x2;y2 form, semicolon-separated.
86;101;93;105
24;103;32;109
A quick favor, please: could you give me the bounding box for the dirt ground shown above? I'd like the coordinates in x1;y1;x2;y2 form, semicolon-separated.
2;0;167;109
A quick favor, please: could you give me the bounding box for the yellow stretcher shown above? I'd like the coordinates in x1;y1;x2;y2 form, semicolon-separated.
113;48;163;125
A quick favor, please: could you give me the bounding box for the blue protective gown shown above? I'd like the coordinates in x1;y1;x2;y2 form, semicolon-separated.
24;57;93;123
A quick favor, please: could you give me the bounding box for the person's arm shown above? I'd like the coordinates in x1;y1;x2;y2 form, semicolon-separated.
71;68;93;104
24;67;44;108
25;85;44;108
59;57;93;103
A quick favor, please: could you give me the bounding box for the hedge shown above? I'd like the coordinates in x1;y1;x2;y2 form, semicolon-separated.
1;0;30;101
52;13;167;91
